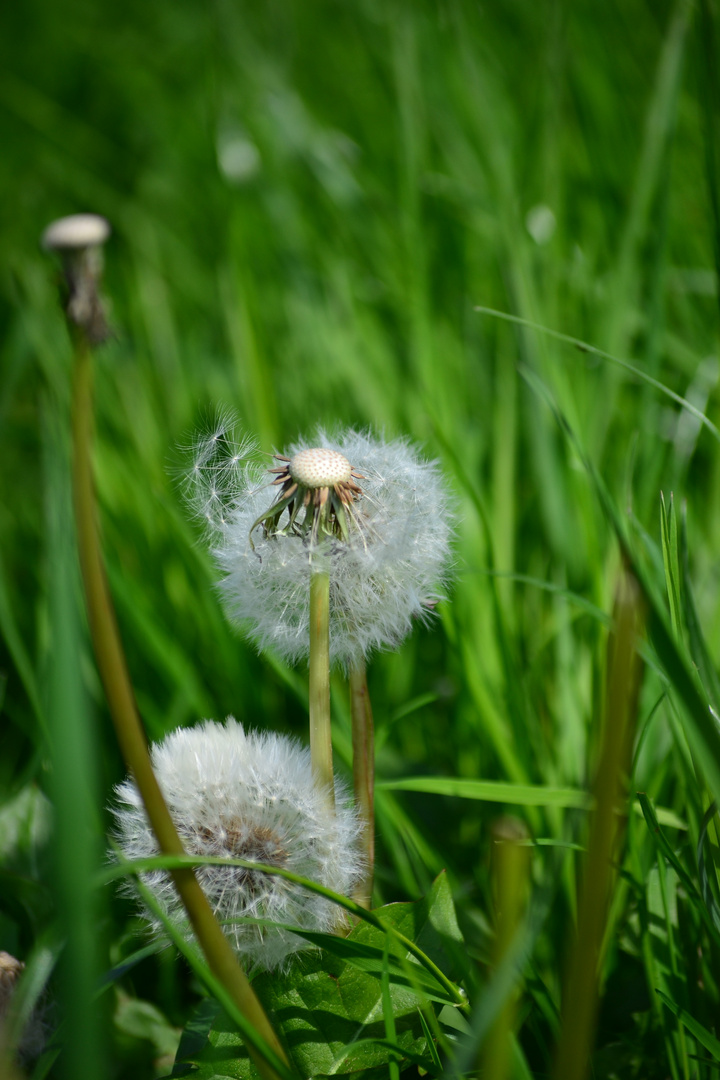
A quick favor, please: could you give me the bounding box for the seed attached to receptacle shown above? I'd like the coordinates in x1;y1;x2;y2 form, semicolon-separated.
289;448;353;488
252;447;366;546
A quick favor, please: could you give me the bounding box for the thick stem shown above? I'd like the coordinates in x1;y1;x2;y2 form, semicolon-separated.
552;567;644;1080
309;566;334;802
71;335;291;1080
349;659;375;908
483;817;530;1080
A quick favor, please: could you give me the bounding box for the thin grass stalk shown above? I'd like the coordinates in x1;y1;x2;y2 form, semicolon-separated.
656;853;690;1078
349;658;375;907
70;330;291;1080
309;565;334;801
552;567;645;1080
482;817;530;1080
101;851;470;1012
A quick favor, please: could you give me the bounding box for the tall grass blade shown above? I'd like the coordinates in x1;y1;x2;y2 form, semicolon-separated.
656;990;720;1061
678;506;720;712
43;401;106;1080
660;492;682;640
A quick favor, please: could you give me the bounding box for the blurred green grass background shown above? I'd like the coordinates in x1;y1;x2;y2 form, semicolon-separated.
2;0;720;1076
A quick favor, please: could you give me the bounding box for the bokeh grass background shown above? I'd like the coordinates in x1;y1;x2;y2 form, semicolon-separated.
2;0;720;1076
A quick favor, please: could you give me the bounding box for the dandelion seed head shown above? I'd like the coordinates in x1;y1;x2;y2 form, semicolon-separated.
184;425;455;668
111;718;363;971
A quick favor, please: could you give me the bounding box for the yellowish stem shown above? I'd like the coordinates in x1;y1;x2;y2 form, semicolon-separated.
349;659;375;908
309;566;334;802
483;817;530;1080
552;567;644;1080
71;334;291;1080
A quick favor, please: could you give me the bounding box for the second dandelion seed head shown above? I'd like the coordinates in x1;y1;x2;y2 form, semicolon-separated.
112;718;363;971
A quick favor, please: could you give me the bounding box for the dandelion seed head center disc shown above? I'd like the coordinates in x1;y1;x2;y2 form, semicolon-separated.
194;819;289;866
289;448;352;488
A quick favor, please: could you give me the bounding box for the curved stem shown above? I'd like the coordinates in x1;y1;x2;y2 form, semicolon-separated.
71;334;291;1080
349;659;375;908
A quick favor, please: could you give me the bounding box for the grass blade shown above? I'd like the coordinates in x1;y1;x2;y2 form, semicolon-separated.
656;990;720;1060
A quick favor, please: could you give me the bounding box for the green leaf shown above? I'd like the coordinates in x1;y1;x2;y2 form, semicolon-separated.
182;874;465;1079
696;803;720;934
637;793;720;945
417;1008;443;1071
381;938;401;1080
377;777;686;829
644;608;720;809
377;777;590;807
475;306;720;445
99;941;167;989
259;926;457;1006
519;364;720;810
0;784;53;866
187;952;429;1079
114;991;182;1058
679;507;720;713
0;550;46;734
659;492;682;639
656;989;720;1059
167;998;221;1078
0;870;54;938
108;856;467;1010
126;861;296;1080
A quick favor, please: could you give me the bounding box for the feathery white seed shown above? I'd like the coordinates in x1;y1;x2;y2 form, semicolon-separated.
111;718;363;971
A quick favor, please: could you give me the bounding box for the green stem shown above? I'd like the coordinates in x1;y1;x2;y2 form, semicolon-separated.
349;659;375;908
483;817;530;1080
71;333;291;1080
309;565;334;801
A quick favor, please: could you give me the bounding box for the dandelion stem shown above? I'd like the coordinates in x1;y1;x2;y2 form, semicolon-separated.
309;565;334;801
349;659;375;907
69;335;292;1080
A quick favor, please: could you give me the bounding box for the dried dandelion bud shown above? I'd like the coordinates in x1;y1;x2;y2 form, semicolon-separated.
111;719;363;971
41;213;111;344
41;214;111;251
185;423;455;668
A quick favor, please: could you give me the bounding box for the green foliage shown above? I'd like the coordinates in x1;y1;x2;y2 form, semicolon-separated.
2;0;720;1076
173;874;463;1080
